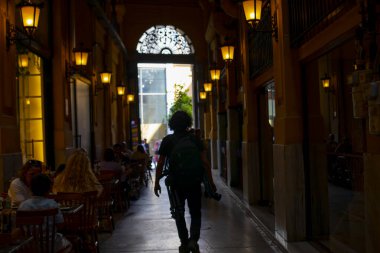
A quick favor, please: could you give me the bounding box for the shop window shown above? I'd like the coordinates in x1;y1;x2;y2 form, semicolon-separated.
18;53;45;163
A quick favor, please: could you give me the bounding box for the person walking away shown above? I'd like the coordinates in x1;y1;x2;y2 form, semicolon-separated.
154;111;216;253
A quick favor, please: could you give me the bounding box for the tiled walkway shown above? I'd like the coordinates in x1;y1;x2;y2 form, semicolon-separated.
99;171;285;253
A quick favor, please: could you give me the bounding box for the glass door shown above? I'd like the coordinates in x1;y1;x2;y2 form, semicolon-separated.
18;53;45;163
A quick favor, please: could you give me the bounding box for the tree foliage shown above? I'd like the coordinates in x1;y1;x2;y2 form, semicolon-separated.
168;83;193;120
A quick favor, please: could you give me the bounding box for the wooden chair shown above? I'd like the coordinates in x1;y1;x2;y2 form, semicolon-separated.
97;180;116;232
98;170;127;212
54;191;99;253
127;159;147;199
15;208;71;253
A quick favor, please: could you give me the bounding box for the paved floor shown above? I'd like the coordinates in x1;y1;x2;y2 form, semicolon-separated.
99;170;288;253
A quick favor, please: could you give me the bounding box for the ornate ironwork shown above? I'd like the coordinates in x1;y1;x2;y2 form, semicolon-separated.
136;25;195;54
289;0;356;47
248;6;273;78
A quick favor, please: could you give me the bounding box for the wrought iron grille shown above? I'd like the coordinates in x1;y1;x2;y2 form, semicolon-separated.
289;0;356;47
136;25;195;55
248;6;273;78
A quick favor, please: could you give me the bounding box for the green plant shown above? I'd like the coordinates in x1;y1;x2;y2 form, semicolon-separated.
168;83;193;120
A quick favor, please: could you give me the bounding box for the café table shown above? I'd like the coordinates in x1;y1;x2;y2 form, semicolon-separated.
0;234;35;253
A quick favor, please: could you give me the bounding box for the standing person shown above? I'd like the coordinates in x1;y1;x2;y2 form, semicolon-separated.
142;138;150;155
154;111;216;253
8;159;43;208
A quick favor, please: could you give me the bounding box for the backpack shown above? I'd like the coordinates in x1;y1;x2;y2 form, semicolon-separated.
168;134;204;186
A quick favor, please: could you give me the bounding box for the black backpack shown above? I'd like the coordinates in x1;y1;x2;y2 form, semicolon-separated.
168;134;204;186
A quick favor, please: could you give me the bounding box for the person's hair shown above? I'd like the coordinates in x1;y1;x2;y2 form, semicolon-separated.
55;163;66;177
168;111;192;132
103;148;115;161
53;149;100;193
136;144;146;153
18;160;43;183
31;174;52;196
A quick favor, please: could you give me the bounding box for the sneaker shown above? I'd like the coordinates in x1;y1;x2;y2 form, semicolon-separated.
179;244;190;253
187;240;200;253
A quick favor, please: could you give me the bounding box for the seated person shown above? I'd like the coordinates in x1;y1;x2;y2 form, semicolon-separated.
98;148;123;178
130;144;149;166
8;159;43;208
113;143;130;165
129;144;149;182
53;149;103;197
18;174;72;252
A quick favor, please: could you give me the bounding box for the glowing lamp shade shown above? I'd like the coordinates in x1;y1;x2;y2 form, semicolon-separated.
321;74;331;89
73;49;89;66
199;91;207;100
204;82;212;92
19;1;42;35
127;94;135;103
18;54;29;68
100;72;112;84
210;68;220;81
220;45;235;62
242;0;262;25
117;86;125;96
25;98;31;105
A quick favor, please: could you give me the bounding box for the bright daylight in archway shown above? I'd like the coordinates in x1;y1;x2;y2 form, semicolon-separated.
136;25;195;155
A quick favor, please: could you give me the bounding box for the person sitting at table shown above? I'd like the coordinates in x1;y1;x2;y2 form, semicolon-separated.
98;148;123;178
18;174;72;252
130;144;149;165
52;149;103;197
129;144;149;184
8;159;43;208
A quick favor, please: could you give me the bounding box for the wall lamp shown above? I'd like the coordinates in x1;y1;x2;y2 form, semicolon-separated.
100;71;112;84
209;67;221;81
112;84;126;103
117;84;126;96
220;45;235;62
321;74;332;92
127;94;135;104
18;53;29;68
199;91;207;100
204;82;212;92
73;44;90;66
66;43;91;78
6;0;44;50
242;0;278;40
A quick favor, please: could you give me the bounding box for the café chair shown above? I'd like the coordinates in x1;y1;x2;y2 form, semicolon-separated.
54;191;99;253
15;208;71;253
97;180;116;232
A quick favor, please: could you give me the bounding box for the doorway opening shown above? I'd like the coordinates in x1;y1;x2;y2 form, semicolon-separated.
137;63;194;155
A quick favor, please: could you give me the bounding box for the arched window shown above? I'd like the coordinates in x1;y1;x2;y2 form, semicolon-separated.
136;25;195;55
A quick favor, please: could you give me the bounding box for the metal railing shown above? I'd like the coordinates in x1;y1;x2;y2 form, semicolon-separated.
288;0;356;47
248;6;273;78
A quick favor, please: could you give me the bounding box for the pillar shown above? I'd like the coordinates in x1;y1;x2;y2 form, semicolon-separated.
272;0;306;242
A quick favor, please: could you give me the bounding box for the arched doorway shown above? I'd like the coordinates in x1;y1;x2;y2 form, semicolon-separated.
134;25;197;153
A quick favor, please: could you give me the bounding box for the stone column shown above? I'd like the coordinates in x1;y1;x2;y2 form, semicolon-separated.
239;16;261;204
209;91;218;170
217;113;227;177
226;107;239;186
52;0;71;166
364;152;380;253
271;0;306;242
